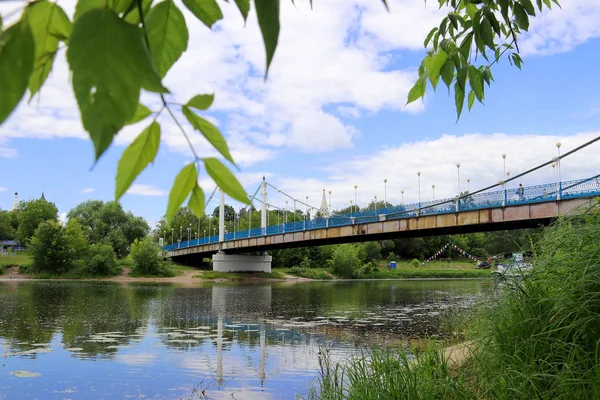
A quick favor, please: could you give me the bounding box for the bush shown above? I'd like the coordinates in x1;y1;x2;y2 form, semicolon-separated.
387;252;396;262
331;244;360;278
411;258;420;268
0;265;4;275
287;266;332;280
85;243;119;276
30;221;81;274
130;237;172;276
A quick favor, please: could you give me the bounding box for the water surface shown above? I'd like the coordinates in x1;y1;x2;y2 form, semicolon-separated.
0;280;490;399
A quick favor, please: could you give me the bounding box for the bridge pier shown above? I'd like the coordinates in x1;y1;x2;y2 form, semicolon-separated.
212;253;272;272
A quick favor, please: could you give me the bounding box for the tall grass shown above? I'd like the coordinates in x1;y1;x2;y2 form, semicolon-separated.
308;200;600;399
308;345;476;400
477;201;600;399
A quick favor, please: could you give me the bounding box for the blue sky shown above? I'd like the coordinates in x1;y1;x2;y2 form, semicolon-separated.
1;0;600;226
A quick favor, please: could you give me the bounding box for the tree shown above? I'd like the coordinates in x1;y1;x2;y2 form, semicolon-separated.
67;200;149;258
0;210;16;240
213;205;235;223
30;220;80;274
17;199;58;245
130;237;172;276
86;243;118;276
331;244;360;279
0;0;556;222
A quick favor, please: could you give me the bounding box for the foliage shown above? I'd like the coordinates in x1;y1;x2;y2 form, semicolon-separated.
411;258;420;268
130;237;173;276
0;254;32;267
0;209;16;240
309;345;474;400
0;265;4;275
212;204;235;222
330;244;361;279
67;200;149;258
199;270;244;281
477;203;600;399
85;243;119;276
360;241;381;262
29;220;79;274
16;198;58;244
409;0;559;119
286;267;333;280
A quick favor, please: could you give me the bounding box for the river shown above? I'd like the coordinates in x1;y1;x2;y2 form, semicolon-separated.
0;280;491;399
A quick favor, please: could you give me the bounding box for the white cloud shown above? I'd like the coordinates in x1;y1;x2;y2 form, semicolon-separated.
337;106;362;119
0;187;6;192
81;188;96;194
58;212;68;226
127;184;167;197
266;132;600;211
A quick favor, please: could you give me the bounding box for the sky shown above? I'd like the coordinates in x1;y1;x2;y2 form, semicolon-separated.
1;0;600;228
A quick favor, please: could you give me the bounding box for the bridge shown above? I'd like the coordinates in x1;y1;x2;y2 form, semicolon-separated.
166;172;600;271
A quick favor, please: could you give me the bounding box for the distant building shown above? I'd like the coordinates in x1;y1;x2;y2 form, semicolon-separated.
320;189;329;217
12;192;18;211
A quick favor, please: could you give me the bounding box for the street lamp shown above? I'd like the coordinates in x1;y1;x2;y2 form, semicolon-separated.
502;153;507;177
353;185;358;214
556;141;562;183
417;171;421;213
552;162;556;183
171;228;174;244
180;225;182;241
305;196;309;220
187;226;191;242
506;171;510;189
467;178;471;193
163;231;166;246
350;200;353;214
401;189;404;204
456;163;461;196
285;200;288;223
432;184;435;200
374;195;378;213
383;178;387;206
328;190;332;212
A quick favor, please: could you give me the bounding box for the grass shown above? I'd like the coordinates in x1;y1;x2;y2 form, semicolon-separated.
387;259;479;270
365;268;491;279
0;254;32;267
310;201;600;399
280;267;334;280
308;344;476;400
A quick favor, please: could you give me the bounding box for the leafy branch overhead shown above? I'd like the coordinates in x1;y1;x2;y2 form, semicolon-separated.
0;0;557;225
407;0;559;119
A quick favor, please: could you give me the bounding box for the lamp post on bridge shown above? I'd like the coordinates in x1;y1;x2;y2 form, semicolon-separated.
349;200;353;214
163;231;165;246
401;189;404;205
203;229;206;243
417;172;421;215
374;195;378;214
187;226;191;243
285;200;288;223
456;163;461;196
328;190;332;212
171;228;174;244
432;184;435;200
502;154;507;206
506;171;510;190
180;226;182;242
467;178;470;193
556;142;562;199
353;185;358;214
383;178;387;207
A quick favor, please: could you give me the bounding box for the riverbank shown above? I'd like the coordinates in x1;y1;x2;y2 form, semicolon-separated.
1;254;493;282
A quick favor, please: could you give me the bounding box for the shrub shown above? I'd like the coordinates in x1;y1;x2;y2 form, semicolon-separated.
331;244;360;278
130;237;172;276
0;265;4;275
387;252;396;262
30;221;78;274
86;243;119;276
411;258;420;268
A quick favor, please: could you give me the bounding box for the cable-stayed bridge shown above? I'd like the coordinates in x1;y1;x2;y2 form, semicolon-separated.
165;138;600;272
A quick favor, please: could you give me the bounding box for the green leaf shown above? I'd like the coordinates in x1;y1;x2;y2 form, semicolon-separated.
479;17;495;49
124;0;153;25
468;90;475;111
204;158;250;204
166;163;198;223
424;27;438;48
483;8;501;35
468;66;484;102
255;0;280;77
25;1;72;98
406;77;426;105
67;8;154;160
459;31;473;60
116;121;161;200
426;50;447;84
519;0;536;15
483;66;494;86
499;0;510;21
514;3;530;31
0;14;3;33
188;184;205;218
182;106;234;164
448;14;459;30
0;22;34;125
234;0;250;22
454;82;465;120
126;103;152;125
186;94;214;110
146;0;188;79
511;53;523;69
440;59;455;89
73;0;104;21
456;66;468;93
181;0;223;28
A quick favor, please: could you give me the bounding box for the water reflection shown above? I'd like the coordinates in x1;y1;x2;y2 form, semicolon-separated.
0;280;489;399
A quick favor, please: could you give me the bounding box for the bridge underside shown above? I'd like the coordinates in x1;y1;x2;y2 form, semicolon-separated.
170;198;595;265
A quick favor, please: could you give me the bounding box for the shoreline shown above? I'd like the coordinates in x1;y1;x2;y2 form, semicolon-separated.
0;265;492;284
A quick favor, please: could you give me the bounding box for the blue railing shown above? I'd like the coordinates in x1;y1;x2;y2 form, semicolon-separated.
164;176;600;251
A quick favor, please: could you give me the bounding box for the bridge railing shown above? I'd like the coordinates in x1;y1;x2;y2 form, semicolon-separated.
166;175;600;251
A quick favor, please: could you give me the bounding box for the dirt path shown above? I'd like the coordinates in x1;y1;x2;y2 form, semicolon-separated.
1;266;27;280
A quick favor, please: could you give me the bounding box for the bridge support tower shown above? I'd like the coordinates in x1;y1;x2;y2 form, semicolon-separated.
212;253;272;272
